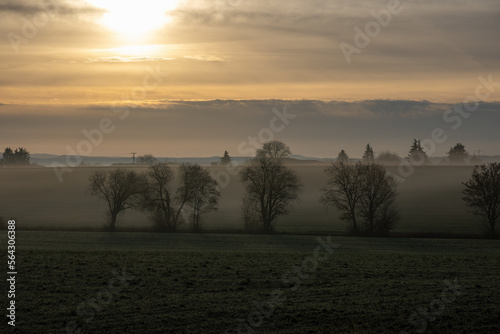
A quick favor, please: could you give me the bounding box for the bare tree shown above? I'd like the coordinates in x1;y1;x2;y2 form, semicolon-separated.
257;140;291;159
88;169;143;230
358;163;399;235
137;154;158;165
139;162;176;231
241;193;261;232
321;161;364;233
177;163;220;232
321;162;399;235
463;163;500;236
241;141;302;233
376;151;401;165
375;204;401;235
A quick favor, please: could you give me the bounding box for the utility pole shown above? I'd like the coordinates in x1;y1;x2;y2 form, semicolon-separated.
475;149;483;157
131;152;136;164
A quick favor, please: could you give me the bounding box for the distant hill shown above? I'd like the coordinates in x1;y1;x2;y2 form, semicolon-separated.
31;154;133;166
29;154;332;167
290;154;333;162
27;153;500;167
29;154;251;167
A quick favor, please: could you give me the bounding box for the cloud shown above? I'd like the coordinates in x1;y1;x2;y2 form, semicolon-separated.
85;99;498;120
1;99;499;157
0;0;106;17
169;0;500;67
84;56;175;63
184;55;226;62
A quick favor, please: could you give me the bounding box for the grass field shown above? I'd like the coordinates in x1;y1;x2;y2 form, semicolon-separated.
2;232;499;333
0;164;487;235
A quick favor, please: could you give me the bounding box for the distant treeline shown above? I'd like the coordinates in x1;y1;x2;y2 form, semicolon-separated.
0;147;30;167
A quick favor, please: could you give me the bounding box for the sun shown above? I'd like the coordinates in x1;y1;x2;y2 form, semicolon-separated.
88;0;180;39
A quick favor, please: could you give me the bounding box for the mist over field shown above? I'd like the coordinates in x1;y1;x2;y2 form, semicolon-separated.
0;164;481;235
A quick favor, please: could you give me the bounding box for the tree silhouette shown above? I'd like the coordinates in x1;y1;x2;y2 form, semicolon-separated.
358;163;399;235
408;139;428;165
138;163;220;232
241;141;302;233
241;193;260;232
321;161;364;233
257;140;291;159
88;169;143;231
15;148;30;165
138;162;177;231
177;163;220;232
337;150;349;163
0;148;13;166
362;144;374;164
463;163;500;236
447;143;469;164
137;154;157;165
321;161;399;235
376;151;401;165
220;150;232;165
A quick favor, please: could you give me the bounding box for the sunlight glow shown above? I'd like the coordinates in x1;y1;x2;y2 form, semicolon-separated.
104;44;167;56
87;0;180;38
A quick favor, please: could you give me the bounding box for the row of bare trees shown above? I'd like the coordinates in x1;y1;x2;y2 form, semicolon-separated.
239;141;400;235
88;163;220;231
321;159;500;236
88;140;499;236
240;142;499;236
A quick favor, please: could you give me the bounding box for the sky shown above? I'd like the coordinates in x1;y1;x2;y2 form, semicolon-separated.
0;0;499;158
